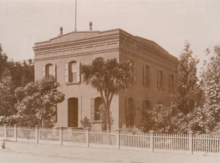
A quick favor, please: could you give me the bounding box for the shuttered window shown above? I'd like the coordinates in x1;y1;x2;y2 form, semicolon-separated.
42;64;56;79
169;74;175;93
157;70;164;90
90;98;94;121
94;97;103;121
143;100;151;120
129;60;136;83
126;98;135;127
65;61;81;83
143;65;150;87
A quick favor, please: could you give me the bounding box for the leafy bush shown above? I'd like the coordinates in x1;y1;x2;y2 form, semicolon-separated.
80;116;91;128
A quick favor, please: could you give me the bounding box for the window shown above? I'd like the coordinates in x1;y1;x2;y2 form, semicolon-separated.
90;97;103;121
42;64;56;79
125;98;135;127
129;60;136;83
169;74;175;93
65;61;80;83
143;100;150;120
46;64;53;76
69;61;77;82
94;97;103;121
143;65;150;87
157;70;164;90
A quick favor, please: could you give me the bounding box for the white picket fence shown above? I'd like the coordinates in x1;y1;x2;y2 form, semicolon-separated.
0;125;219;155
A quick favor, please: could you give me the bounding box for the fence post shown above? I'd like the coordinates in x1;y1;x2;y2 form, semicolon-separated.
188;131;194;155
35;125;39;143
59;126;63;145
4;124;7;141
116;129;120;149
86;127;90;147
149;130;155;152
14;124;17;142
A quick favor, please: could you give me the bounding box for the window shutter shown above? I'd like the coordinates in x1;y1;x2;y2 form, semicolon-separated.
125;97;128;125
65;63;68;83
134;100;136;125
52;65;56;80
163;73;165;91
76;62;80;83
134;62;137;83
42;65;45;78
173;75;176;94
143;65;146;86
157;70;160;90
54;106;57;122
91;98;94;122
149;67;152;88
169;74;171;92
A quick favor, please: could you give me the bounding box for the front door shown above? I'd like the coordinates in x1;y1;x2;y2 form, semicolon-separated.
68;98;78;127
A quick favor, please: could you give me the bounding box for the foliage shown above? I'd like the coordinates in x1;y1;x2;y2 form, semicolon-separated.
139;103;199;133
0;70;16;119
80;116;91;128
0;44;8;80
199;44;220;133
6;59;34;88
177;41;201;115
11;76;65;127
81;58;132;131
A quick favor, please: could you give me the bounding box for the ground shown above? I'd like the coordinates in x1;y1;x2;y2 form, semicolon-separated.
0;141;220;163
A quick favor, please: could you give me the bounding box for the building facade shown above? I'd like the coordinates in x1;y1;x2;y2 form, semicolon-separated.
33;25;178;130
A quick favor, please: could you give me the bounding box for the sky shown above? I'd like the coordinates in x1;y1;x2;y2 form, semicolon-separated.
0;0;220;71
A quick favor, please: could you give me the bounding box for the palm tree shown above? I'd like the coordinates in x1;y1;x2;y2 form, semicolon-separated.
81;58;132;131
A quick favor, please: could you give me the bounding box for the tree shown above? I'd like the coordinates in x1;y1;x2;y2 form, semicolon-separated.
177;41;201;115
6;59;34;88
12;76;65;127
0;44;8;80
139;103;197;133
0;70;16;120
81;58;132;131
199;45;220;133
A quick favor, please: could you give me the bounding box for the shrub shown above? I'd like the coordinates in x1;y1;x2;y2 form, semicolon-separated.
80;116;91;128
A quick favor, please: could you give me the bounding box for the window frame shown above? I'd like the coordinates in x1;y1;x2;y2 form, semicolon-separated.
143;65;150;87
94;97;103;121
45;64;53;77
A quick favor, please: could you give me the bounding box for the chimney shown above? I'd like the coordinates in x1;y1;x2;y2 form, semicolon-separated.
60;27;63;36
89;22;92;31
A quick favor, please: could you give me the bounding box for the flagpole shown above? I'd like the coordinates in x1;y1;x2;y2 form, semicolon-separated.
75;0;77;31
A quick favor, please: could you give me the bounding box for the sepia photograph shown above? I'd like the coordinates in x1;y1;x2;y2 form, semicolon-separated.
0;0;220;162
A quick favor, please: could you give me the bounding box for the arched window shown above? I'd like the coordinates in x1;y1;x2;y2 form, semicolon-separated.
169;74;174;93
42;64;56;79
94;97;103;121
46;64;53;76
143;100;150;120
69;61;77;82
143;65;150;87
126;98;135;126
157;70;163;90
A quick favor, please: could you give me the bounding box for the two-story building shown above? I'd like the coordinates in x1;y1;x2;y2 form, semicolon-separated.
33;23;178;130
